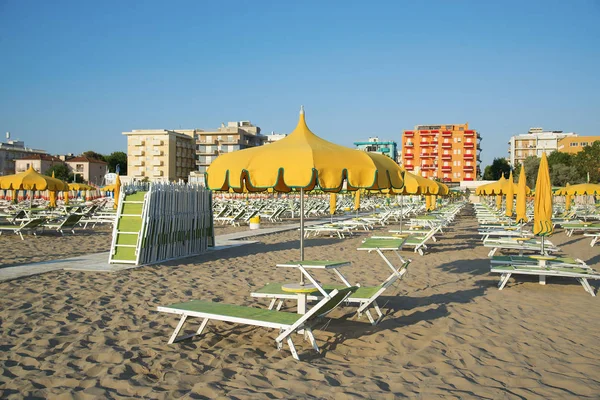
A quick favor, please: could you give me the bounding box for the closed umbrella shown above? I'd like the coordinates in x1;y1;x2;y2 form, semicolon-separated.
515;165;528;224
114;174;121;210
533;152;553;254
49;172;58;208
505;171;514;217
564;183;572;211
207;107;404;262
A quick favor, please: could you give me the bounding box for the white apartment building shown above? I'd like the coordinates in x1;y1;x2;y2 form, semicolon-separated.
508;127;577;166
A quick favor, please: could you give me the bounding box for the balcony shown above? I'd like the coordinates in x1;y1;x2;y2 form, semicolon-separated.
151;149;164;156
405;131;414;137
463;177;474;181
441;154;452;160
442;131;452;137
152;159;163;166
420;130;435;136
441;166;452;172
421;153;435;158
404;153;413;159
421;164;436;170
152;170;164;177
405;141;413;147
420;141;437;147
131;139;145;146
405;165;414;170
442;142;452;149
430;130;439;134
132;159;145;167
464;130;475;136
464;165;474;171
464;142;474;148
131;149;145;156
152;139;164;146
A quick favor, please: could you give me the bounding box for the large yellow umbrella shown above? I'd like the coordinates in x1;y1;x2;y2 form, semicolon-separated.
516;165;528;224
555;183;600;196
68;183;95;191
49;172;58;208
564;183;572;211
0;166;68;191
329;193;336;216
207;107;404;260
533;152;553;253
476;176;507;196
113;174;121;210
399;169;439;195
505;171;515;217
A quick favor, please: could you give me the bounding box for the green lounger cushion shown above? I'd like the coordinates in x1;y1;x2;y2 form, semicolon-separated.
492;255;579;264
162;300;302;325
492;265;596;275
253;282;383;300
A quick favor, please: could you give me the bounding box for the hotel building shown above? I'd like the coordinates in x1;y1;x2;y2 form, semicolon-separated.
123;129;196;182
401;123;481;182
65;156;109;186
0;133;47;176
507;127;576;166
354;137;399;163
14;154;64;174
557;135;600;155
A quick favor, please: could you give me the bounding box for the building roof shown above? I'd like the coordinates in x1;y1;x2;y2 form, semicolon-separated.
16;154;63;162
65;156;108;164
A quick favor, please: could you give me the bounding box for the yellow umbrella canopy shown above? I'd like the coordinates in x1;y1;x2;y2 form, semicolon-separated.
0;166;68;191
113;174;121;210
564;183;572;211
516;165;528;223
555;183;600;196
434;181;449;196
505;171;515;217
533;152;553;238
68;183;94;191
398;169;439;195
329;193;336;215
206;108;404;193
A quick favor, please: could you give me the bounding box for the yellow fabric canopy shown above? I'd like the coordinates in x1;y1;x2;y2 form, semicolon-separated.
206;109;404;193
0;166;68;191
505;171;514;217
554;183;600;196
101;184;116;192
398;169;439;195
533;152;553;237
68;183;95;191
515;165;528;223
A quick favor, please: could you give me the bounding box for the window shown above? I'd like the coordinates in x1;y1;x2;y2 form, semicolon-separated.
459;127;464;131
582;142;588;146
454;137;458;143
458;149;462;154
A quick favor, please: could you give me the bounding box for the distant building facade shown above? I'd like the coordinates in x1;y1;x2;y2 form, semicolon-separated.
65;156;109;185
123;129;196;182
194;121;266;176
0;133;47;176
265;132;287;144
508;127;577;166
557;135;600;155
14;154;64;174
354;137;399;163
401;123;481;182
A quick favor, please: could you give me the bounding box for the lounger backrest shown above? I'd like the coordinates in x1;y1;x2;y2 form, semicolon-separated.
21;218;46;229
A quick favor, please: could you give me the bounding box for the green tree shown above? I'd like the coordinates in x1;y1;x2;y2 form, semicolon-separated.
45;164;71;181
482;158;511;180
574;141;600;183
522;156;540;188
550;163;581;186
82;151;106;161
105;151;128;175
548;151;575;167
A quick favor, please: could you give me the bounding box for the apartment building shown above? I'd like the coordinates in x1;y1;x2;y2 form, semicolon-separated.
508;127;576;166
401;123;481;182
14;154;64;174
0;133;47;176
354;137;399;163
195;121;266;175
265;132;287;144
557;135;600;155
64;156;108;185
123;129;196;182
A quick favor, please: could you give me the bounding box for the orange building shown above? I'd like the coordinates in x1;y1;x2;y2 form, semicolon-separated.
557;135;600;154
401;123;481;182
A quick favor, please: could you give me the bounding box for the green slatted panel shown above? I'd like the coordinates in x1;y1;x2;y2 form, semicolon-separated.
109;191;147;264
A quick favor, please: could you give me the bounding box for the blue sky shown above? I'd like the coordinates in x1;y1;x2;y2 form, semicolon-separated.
1;0;598;167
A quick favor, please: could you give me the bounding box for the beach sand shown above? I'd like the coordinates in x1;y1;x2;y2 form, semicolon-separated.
1;205;599;398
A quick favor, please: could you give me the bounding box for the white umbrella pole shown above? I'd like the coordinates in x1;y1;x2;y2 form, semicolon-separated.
300;188;305;284
400;195;403;232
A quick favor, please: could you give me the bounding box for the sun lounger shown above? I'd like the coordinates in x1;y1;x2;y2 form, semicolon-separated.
43;213;84;235
491;264;600;296
584;233;599;247
483;237;559;257
0;217;47;240
490;255;590;269
561;222;600;237
252;258;410;325
157;286;357;360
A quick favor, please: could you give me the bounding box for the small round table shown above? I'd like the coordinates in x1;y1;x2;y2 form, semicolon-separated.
282;283;318;315
529;254;557;267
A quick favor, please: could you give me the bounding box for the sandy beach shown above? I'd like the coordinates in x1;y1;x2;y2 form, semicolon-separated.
1;205;599;399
